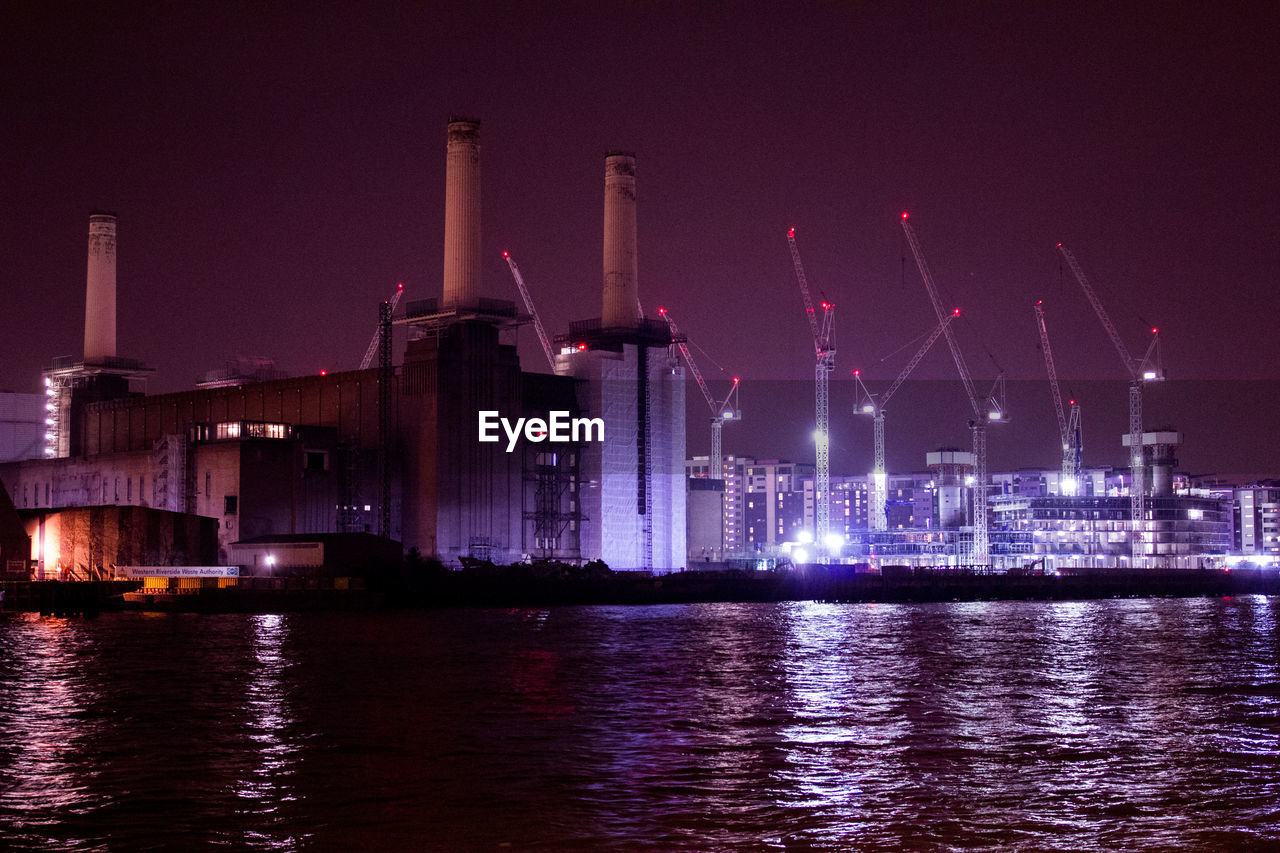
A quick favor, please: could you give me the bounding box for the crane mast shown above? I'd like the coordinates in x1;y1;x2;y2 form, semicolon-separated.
1056;244;1162;558
502;252;557;371
1066;402;1082;492
360;283;404;369
900;213;994;565
786;228;836;552
855;309;958;531
658;307;740;481
1034;301;1084;494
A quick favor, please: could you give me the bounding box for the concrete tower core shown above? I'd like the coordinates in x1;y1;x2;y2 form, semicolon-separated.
602;152;639;328
84;213;117;364
1123;430;1183;497
442;118;482;310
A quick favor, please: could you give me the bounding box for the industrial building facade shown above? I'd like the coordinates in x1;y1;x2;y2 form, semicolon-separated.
0;120;687;576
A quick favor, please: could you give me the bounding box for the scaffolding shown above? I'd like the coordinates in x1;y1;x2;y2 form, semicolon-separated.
639;345;654;571
378;300;393;538
153;433;189;514
42;355;152;459
525;449;583;559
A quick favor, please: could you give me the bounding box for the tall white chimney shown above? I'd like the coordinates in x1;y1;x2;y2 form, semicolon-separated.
442;118;481;309
84;212;117;363
602;152;638;329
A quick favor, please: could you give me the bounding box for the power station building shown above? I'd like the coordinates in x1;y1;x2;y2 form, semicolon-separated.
0;119;687;577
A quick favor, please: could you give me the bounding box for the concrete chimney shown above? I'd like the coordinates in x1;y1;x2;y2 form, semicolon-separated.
84;212;117;363
442;118;481;309
602;152;639;329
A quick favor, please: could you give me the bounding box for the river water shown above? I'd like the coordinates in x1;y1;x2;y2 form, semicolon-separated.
1;598;1278;850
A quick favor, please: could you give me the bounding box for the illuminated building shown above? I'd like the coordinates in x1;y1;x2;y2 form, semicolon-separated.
554;153;686;572
0;121;687;575
1234;486;1280;556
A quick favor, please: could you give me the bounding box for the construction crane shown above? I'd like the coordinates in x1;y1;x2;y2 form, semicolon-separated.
900;212;1003;565
360;283;404;370
786;227;837;554
1056;244;1163;558
657;307;740;480
854;309;959;531
502;251;556;370
1033;300;1084;495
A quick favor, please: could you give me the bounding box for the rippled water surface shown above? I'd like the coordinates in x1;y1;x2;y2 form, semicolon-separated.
2;598;1279;849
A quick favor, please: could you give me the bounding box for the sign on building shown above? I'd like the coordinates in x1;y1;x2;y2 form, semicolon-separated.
115;566;240;578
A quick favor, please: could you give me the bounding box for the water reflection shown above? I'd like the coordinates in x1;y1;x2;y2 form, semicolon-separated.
228;613;307;850
0;615;101;846
775;602;865;810
2;600;1279;849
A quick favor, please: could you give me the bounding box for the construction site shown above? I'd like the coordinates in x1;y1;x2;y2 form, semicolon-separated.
682;216;1243;572
0;119;1265;585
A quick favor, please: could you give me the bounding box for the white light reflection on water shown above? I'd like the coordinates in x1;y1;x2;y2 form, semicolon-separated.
0;615;101;845
228;613;308;850
1041;600;1098;739
3;600;1279;849
773;601;903;822
674;603;785;811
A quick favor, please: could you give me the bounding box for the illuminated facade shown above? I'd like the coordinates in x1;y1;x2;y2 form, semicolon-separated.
1234;487;1280;556
991;494;1231;559
0;121;689;575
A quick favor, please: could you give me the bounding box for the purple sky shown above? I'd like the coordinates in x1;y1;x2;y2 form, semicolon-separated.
2;3;1277;475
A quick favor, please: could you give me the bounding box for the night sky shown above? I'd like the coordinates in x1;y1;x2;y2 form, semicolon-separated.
3;2;1277;477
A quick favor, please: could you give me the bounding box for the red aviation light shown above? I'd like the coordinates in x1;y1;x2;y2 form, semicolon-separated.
787;227;796;238
576;343;587;351
320;369;328;376
1069;399;1076;405
397;282;404;291
952;308;961;316
853;369;861;376
732;376;740;384
901;211;909;220
821;301;832;311
1056;242;1063;248
1151;327;1159;334
658;306;667;315
501;251;509;258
